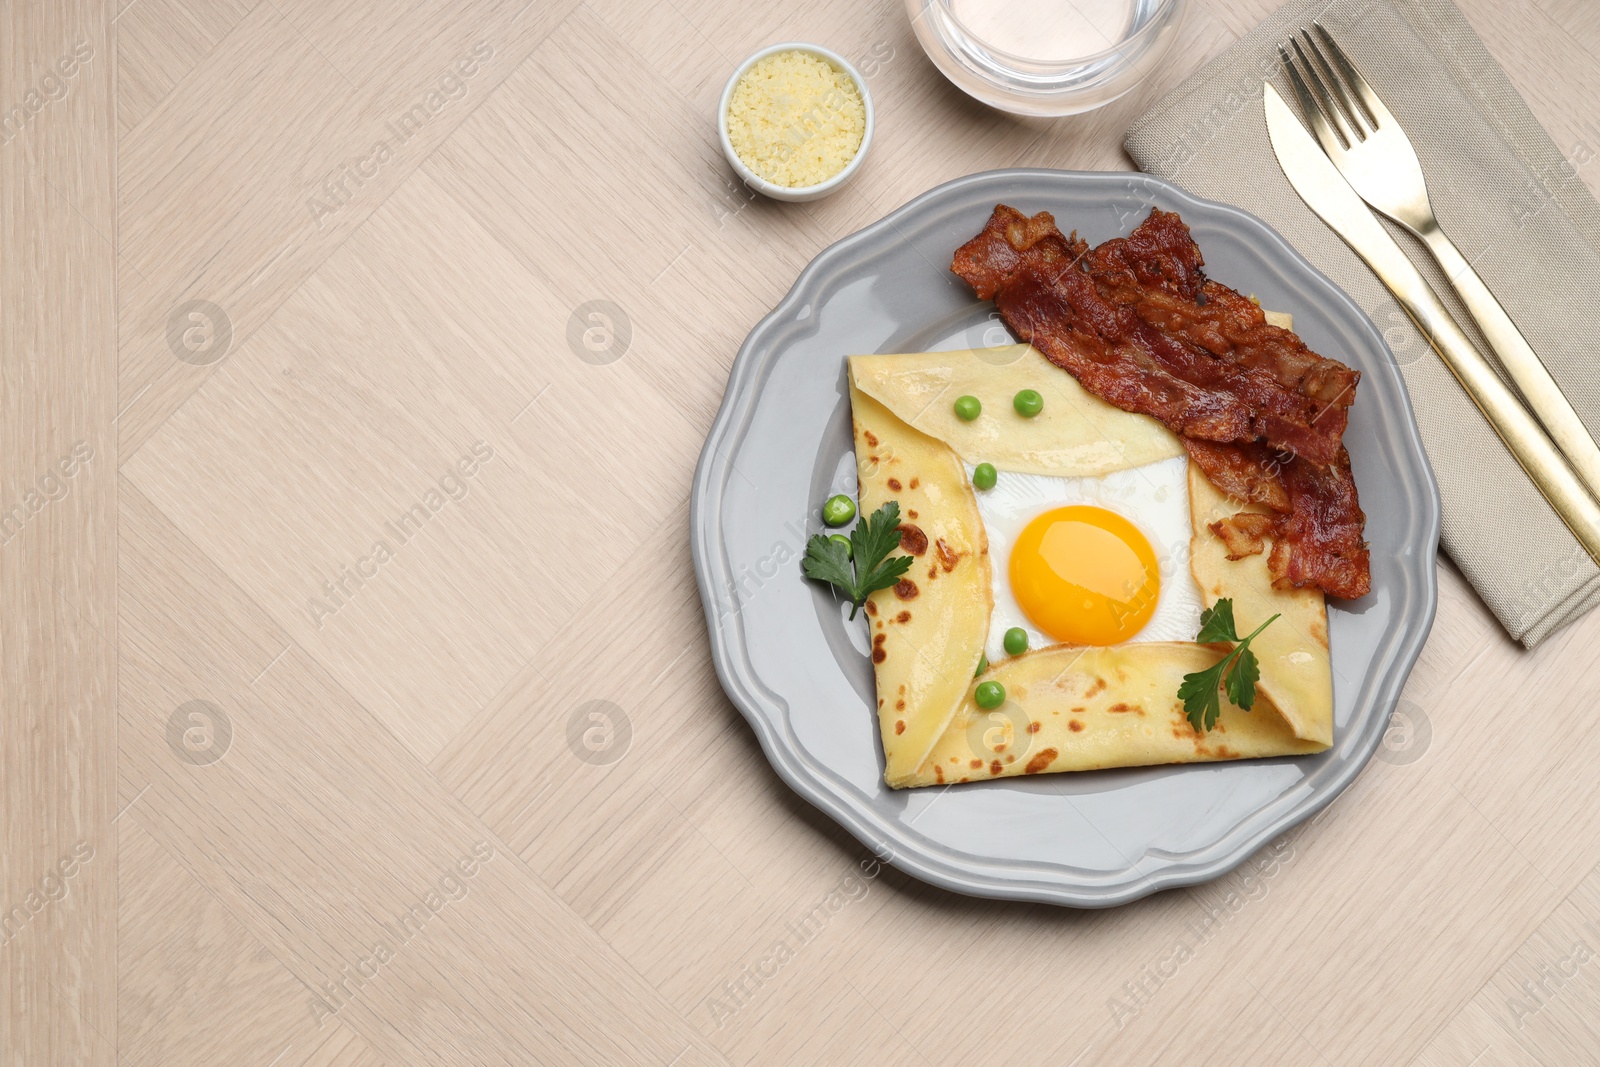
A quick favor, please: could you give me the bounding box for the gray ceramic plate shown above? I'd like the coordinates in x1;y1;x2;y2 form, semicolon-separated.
690;169;1439;908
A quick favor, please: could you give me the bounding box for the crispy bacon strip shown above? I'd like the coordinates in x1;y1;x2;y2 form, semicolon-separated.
1265;445;1370;598
1210;512;1273;561
952;205;1357;465
1183;439;1371;599
1180;437;1291;512
953;204;1370;599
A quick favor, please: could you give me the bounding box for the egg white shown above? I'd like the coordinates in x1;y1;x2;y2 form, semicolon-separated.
970;454;1204;662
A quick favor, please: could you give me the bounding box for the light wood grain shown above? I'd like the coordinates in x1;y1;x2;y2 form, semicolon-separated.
119;816;388;1066
115;0;580;455
1;0;118;1063
119;476;725;1064
3;0;1599;1061
115;0;252;136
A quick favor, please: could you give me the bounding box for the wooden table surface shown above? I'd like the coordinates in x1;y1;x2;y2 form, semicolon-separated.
6;0;1600;1062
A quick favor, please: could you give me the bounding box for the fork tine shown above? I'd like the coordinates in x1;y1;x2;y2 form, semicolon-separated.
1283;40;1353;154
1300;29;1366;139
1279;45;1318;128
1313;23;1393;131
1279;45;1340;155
1290;37;1358;149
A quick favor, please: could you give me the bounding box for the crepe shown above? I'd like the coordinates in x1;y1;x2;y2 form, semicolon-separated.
849;347;1334;788
899;643;1326;786
850;383;991;785
1189;464;1333;745
851;344;1183;478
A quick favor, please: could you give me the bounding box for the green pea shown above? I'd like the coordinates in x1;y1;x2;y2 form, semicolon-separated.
821;494;856;527
828;533;852;558
1013;389;1043;417
974;653;988;678
974;680;1006;709
972;462;997;491
1003;627;1028;656
954;395;981;421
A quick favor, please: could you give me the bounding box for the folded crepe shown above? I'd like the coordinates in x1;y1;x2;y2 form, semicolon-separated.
849;345;1332;789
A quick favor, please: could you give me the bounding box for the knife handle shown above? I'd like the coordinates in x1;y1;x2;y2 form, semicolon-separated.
1418;225;1600;509
1399;273;1600;568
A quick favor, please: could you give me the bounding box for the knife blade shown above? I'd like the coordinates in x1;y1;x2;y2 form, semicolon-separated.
1263;82;1600;569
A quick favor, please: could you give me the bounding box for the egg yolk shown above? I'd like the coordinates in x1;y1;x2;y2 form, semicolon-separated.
1008;505;1160;646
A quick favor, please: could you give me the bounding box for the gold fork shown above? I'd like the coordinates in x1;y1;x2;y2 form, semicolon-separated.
1280;24;1600;508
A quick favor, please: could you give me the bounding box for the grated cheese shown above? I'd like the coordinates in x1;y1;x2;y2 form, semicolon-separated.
727;50;865;188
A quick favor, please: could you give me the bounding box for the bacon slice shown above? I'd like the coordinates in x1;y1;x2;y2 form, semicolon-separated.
1183;439;1370;599
953;204;1370;600
1179;437;1292;512
952;205;1357;465
1210;512;1273;560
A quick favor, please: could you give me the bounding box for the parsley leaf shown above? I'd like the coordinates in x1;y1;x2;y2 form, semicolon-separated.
1177;662;1225;734
802;500;914;618
1178;598;1279;732
857;551;916;606
1224;643;1262;712
851;500;905;573
800;533;854;592
1194;599;1237;645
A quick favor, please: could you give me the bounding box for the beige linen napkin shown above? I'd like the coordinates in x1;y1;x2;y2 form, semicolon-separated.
1125;0;1600;647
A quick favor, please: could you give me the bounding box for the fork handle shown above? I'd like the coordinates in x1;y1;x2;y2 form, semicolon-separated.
1418;225;1600;507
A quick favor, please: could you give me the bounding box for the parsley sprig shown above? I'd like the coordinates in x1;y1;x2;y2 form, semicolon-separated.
1177;599;1280;733
802;500;915;619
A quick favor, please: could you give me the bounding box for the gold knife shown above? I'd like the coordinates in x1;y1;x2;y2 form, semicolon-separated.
1263;82;1600;568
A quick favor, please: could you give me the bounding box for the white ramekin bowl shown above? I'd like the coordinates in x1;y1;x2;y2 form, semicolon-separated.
717;42;874;204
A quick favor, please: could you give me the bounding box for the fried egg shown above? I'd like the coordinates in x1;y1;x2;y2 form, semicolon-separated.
970;454;1203;662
